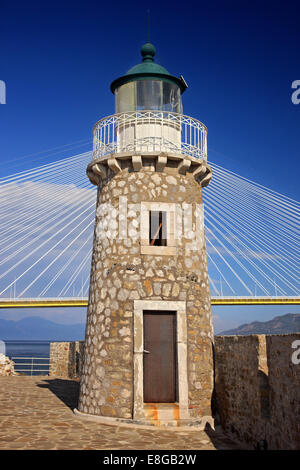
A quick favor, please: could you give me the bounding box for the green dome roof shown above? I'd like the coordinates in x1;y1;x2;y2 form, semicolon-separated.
110;42;187;94
125;42;170;76
125;61;170;76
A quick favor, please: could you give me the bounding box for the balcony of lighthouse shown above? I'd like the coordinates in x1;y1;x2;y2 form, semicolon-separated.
92;111;208;163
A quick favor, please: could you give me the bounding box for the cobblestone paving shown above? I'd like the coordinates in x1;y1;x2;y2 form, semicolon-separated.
0;377;245;450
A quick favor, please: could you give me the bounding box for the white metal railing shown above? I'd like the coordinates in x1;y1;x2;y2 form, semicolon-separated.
92;111;207;162
12;356;50;376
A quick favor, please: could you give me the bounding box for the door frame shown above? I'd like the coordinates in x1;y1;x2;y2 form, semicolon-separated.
143;310;177;403
133;300;189;421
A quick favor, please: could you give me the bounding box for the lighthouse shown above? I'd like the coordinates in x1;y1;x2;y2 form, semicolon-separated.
76;42;214;428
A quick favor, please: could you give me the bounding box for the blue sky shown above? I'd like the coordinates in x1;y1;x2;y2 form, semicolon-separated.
1;0;299;195
0;0;299;332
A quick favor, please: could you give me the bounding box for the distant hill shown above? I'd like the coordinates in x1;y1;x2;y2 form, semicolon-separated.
2;313;299;340
0;317;85;341
217;313;300;336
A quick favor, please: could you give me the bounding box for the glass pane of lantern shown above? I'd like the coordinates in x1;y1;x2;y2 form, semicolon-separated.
163;82;182;113
116;80;182;113
136;80;162;110
115;82;136;113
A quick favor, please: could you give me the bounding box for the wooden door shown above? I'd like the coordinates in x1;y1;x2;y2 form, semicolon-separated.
143;311;177;403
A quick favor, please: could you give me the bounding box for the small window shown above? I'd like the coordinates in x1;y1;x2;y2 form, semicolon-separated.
149;211;167;246
140;202;176;256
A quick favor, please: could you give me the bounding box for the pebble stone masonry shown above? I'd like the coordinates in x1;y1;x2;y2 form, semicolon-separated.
75;152;215;428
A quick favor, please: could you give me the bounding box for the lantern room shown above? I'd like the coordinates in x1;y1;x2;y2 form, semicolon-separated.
109;42;188;155
111;42;187;114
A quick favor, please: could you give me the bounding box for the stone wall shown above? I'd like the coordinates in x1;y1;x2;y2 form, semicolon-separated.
214;334;300;450
78;156;214;422
266;334;300;450
50;333;300;447
50;341;84;378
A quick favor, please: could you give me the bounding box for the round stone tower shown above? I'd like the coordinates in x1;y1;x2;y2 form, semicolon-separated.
76;42;214;428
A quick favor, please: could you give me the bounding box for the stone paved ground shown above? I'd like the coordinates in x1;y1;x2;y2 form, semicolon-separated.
0;376;246;450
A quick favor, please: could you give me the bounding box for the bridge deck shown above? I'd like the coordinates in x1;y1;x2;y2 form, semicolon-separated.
0;297;299;308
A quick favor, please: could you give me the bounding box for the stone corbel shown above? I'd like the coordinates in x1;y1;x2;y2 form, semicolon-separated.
178;158;191;175
193;163;207;178
132;155;142;172
199;170;212;187
107;157;121;174
93;163;107;179
86;169;99;186
156;153;167;172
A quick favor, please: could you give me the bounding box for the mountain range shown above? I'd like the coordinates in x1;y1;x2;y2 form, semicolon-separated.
218;313;300;336
0;317;85;341
0;313;300;341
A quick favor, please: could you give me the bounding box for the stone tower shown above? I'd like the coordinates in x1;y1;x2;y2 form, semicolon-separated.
76;42;214;428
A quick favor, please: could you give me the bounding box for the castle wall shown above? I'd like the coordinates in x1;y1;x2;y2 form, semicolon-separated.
50;341;84;378
214;333;300;450
266;334;300;449
51;333;300;447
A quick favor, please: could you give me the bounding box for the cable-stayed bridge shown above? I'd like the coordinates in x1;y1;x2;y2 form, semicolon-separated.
0;149;299;307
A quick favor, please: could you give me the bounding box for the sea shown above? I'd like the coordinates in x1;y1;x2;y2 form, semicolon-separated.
4;341;51;376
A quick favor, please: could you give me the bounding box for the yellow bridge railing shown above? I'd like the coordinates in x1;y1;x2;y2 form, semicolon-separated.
0;296;299;308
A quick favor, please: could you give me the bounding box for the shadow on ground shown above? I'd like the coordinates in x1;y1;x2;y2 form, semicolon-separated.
204;424;247;450
37;378;80;410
